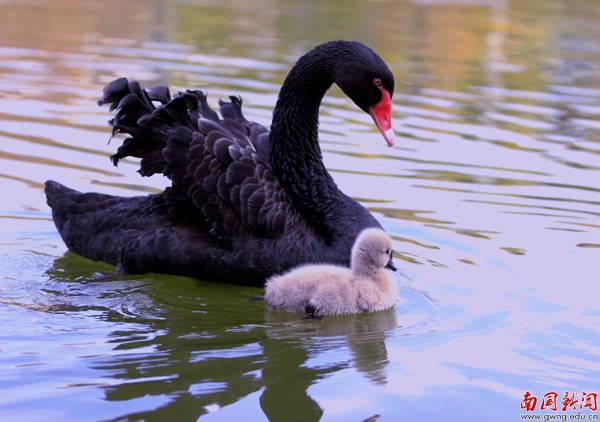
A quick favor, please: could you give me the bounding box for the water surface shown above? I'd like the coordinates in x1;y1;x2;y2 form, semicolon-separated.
1;0;599;420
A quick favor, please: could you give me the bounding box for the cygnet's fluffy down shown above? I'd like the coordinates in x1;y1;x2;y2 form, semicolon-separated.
265;228;398;316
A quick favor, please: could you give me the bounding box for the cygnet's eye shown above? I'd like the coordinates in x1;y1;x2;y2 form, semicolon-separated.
384;248;391;255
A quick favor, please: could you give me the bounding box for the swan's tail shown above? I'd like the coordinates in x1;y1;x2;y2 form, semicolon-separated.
44;180;104;258
44;180;156;266
45;180;80;232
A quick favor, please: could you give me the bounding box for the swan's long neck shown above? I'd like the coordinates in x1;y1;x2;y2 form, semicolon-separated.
269;46;345;240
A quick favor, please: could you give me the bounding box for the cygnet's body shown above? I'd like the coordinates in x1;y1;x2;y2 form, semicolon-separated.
265;228;397;316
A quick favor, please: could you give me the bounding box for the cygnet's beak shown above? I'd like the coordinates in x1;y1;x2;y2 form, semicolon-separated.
385;258;397;272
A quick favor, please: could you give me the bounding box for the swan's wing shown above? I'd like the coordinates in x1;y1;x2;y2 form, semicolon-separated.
98;78;295;240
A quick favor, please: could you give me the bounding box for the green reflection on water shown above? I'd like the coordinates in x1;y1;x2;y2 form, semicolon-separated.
41;253;400;421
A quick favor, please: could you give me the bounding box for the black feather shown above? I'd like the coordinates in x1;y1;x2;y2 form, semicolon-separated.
147;85;171;104
213;138;233;163
226;161;254;185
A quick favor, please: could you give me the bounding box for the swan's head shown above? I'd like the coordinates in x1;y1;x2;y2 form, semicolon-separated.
331;41;395;147
351;228;397;274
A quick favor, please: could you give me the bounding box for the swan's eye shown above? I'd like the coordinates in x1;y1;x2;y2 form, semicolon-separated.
373;78;383;88
384;248;390;255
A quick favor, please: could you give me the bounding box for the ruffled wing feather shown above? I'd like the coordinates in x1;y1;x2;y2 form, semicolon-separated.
98;78;294;241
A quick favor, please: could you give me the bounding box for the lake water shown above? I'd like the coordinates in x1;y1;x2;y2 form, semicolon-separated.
1;0;599;420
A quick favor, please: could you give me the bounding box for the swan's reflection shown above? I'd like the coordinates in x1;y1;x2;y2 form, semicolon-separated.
45;254;398;420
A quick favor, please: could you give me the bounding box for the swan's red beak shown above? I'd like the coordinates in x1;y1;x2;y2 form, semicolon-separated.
369;88;395;147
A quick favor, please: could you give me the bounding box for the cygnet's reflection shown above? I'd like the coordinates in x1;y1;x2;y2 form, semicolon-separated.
260;308;397;420
265;307;398;385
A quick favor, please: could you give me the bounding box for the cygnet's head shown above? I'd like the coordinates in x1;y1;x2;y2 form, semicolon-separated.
351;228;397;274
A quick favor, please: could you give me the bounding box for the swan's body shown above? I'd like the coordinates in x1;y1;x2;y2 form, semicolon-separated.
264;228;397;316
45;41;395;285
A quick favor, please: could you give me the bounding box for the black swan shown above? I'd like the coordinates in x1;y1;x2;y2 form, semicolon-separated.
45;40;395;285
